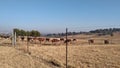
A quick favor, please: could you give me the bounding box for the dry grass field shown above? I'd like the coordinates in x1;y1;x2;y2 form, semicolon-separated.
0;44;120;68
29;45;120;68
0;33;120;68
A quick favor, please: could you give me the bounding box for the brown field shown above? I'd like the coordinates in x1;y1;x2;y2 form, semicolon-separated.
0;33;120;68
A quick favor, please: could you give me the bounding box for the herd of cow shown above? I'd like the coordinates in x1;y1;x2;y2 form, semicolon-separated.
0;35;110;45
20;36;77;44
21;37;110;45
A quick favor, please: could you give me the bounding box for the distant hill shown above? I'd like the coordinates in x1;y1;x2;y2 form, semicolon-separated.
46;28;120;37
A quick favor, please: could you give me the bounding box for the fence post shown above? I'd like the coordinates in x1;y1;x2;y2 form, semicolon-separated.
12;30;14;46
27;34;30;54
12;29;16;47
66;28;68;68
14;32;16;46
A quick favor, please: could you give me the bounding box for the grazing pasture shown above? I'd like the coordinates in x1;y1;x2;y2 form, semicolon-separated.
0;33;120;68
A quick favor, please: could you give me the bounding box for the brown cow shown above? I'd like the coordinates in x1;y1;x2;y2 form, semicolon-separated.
46;38;50;42
88;39;94;45
51;38;60;44
27;37;32;42
60;38;65;41
64;39;72;43
32;37;38;44
73;39;77;41
21;36;25;41
33;37;37;40
38;37;45;44
104;40;109;44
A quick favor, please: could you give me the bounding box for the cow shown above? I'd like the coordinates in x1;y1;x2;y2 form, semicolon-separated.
33;37;37;40
60;38;65;41
27;37;33;42
104;40;109;44
88;39;94;45
46;38;50;42
51;38;60;45
73;39;77;41
21;36;25;41
32;37;38;44
38;37;45;44
64;39;72;43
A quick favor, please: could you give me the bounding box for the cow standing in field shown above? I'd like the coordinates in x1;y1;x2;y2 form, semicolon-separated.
104;40;109;44
60;38;65;41
46;38;50;42
21;36;25;41
73;39;77;41
38;37;45;44
60;38;65;44
27;37;35;43
27;37;32;42
88;39;94;45
72;39;77;44
32;37;38;44
51;38;60;45
64;39;72;44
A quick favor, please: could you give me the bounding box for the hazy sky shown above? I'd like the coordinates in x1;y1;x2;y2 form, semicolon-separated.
0;0;120;34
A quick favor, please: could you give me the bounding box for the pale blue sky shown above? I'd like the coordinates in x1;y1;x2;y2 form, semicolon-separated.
0;0;120;34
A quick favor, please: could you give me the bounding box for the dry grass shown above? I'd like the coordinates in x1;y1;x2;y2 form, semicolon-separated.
1;43;120;68
29;45;120;68
0;46;34;68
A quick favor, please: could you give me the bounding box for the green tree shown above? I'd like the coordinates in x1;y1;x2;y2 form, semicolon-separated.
26;31;30;36
13;28;20;37
20;30;26;36
30;30;40;37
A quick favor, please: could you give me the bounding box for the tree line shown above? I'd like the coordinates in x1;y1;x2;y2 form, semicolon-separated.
13;28;40;37
89;28;120;34
46;28;120;37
